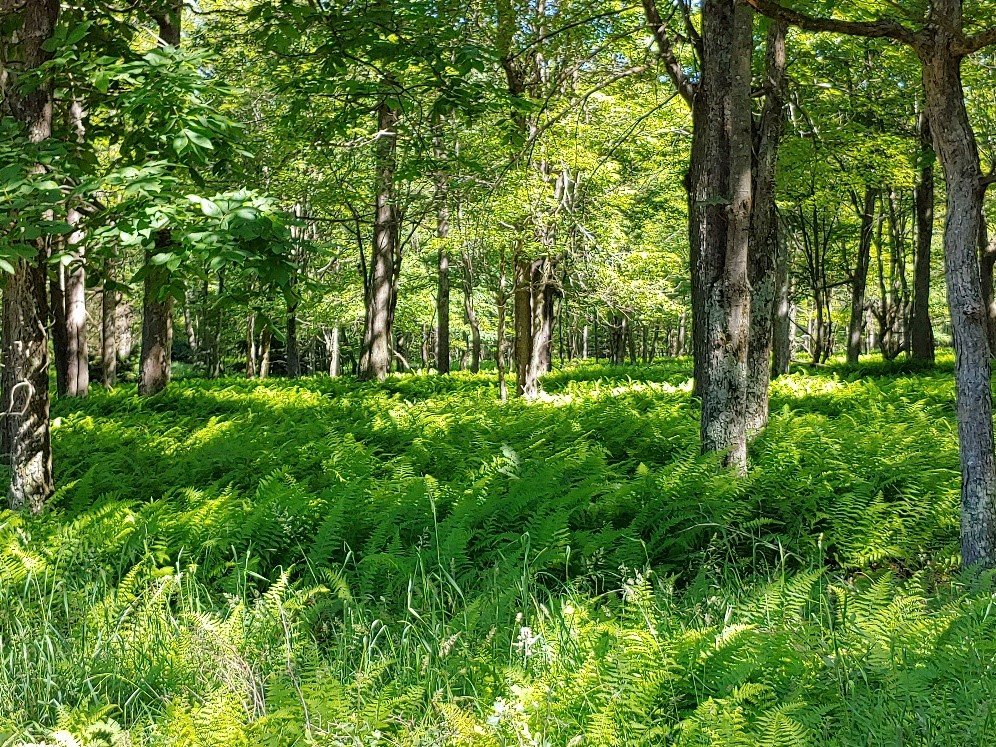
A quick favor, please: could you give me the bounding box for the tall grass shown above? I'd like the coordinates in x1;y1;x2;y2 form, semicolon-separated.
1;355;988;746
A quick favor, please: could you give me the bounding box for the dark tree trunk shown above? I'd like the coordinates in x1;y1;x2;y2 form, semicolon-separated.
1;0;59;510
528;258;556;380
101;278;117;389
912;111;937;362
435;125;451;375
50;266;68;398
694;0;754;471
139;6;180;396
920;27;996;567
847;187;877;364
745;20;787;437
286;301;300;377
360;98;399;381
514;256;535;397
461;249;481;372
139;235;174;396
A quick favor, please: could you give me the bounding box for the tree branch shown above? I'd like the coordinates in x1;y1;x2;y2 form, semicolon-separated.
959;27;996;55
641;0;696;107
745;0;917;47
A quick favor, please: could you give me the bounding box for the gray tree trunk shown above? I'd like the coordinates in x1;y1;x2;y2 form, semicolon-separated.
847;187;877;365
745;20;787;437
694;0;754;472
359;98;399;381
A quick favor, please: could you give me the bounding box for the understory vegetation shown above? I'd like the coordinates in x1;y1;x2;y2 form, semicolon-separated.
1;358;990;746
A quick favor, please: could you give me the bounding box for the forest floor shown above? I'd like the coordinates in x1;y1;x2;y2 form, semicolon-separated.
2;355;994;746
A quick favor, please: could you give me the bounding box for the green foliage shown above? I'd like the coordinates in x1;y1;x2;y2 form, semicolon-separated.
0;360;987;745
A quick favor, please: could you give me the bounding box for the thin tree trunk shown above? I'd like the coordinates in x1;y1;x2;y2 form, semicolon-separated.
514;256;535;397
360;97;399;381
846;187;876;365
286;301;300;377
771;245;792;377
461;249;481;372
327;326;341;376
101;275;117;388
912;109;936;362
64;211;88;397
50;265;68;398
745;20;787;436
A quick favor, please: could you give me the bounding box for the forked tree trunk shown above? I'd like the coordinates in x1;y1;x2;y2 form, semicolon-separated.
745;20;787;437
847;187;876;365
360;98;399;381
911;110;936;362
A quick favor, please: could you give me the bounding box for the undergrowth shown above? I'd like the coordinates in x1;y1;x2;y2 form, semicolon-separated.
1;354;988;746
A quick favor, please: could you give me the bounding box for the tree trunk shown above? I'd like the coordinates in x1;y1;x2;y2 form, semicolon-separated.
101;278;117;389
286;301;300;377
259;325;272;379
326;326;341;376
116;298;134;365
138;235;174;396
435;142;451;375
139;5;180;397
64;209;88;397
50;265;68;398
921;32;996;566
694;0;754;472
771;240;792;377
745;20;787;437
359;98;399;381
1;0;60;509
847;187;876;364
911;110;937;362
461;249;481;372
514;256;535;397
528;258;556;380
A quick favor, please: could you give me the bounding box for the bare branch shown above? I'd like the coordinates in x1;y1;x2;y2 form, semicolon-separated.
641;0;696;107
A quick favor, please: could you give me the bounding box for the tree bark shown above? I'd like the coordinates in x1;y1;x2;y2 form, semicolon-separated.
745;19;787;437
847;187;876;364
771;242;792;377
101;279;117;389
138;235;174;396
1;0;59;510
911;110;936;362
64;209;88;397
359;97;399;381
514;256;535;397
286;301;300;377
695;0;754;472
461;249;481;372
139;4;180;396
920;26;996;566
50;265;68;398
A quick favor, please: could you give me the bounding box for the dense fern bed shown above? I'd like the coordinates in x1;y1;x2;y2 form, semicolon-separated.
2;357;992;745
